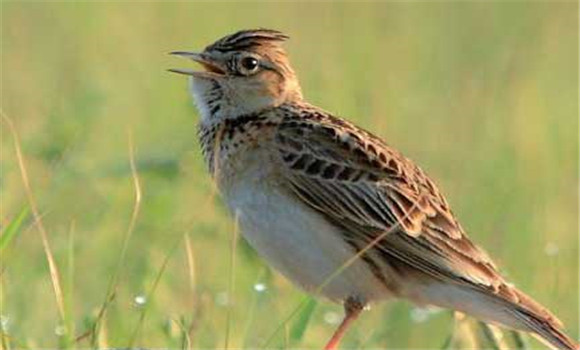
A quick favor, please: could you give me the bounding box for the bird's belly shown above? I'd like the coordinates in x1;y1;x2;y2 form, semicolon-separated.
223;176;391;303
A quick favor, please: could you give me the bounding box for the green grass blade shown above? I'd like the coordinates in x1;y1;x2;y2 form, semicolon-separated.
128;237;181;347
289;297;317;346
478;321;505;350
0;206;29;252
510;330;530;350
439;333;453;350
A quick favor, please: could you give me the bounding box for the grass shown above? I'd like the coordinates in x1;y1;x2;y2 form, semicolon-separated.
0;205;28;253
1;2;578;349
2;112;66;334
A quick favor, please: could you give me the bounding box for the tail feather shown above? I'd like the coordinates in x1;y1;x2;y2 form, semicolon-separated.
511;303;578;350
413;281;579;350
503;286;577;350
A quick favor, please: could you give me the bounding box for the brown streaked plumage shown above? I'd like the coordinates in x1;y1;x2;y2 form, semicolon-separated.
170;29;578;350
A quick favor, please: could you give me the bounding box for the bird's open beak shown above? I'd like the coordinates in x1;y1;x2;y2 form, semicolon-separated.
168;51;226;77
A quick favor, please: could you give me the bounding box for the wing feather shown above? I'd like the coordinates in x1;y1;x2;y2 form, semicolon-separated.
275;107;501;289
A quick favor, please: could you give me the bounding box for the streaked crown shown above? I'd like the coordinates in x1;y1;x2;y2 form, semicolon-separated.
205;29;289;53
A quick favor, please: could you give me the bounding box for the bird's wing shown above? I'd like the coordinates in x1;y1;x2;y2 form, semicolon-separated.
274;108;505;290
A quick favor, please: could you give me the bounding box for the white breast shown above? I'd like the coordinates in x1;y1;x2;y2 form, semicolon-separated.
222;166;391;303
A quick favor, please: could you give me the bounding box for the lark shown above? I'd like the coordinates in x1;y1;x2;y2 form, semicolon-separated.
170;29;578;350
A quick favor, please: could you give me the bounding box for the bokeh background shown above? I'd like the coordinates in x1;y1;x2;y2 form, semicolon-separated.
1;2;578;349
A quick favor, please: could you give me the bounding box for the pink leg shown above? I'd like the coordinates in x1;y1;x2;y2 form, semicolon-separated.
324;297;365;350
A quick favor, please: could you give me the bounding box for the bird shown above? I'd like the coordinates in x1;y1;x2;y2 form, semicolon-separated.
169;29;578;350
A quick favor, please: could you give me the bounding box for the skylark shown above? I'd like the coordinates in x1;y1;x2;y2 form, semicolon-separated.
170;29;578;350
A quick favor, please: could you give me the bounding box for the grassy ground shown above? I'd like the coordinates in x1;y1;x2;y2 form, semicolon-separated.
1;2;578;349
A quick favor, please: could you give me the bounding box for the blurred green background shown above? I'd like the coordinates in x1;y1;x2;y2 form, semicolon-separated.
1;2;578;349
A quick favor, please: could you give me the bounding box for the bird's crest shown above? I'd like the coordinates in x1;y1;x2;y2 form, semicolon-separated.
206;28;289;52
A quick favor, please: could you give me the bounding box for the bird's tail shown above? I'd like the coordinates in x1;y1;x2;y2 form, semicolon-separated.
506;287;578;350
416;282;579;350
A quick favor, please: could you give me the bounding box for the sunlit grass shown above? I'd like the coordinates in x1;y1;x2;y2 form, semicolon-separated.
1;2;578;349
2;112;66;341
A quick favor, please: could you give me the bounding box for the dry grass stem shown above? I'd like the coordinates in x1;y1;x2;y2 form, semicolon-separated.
1;112;66;323
224;211;240;350
89;128;142;345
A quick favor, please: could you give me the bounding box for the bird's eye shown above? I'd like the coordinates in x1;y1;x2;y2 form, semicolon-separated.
239;56;260;74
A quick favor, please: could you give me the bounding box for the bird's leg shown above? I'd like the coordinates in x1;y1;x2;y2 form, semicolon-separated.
324;297;365;350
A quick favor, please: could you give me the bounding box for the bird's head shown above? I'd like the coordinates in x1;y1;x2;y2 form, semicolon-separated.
170;29;302;124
